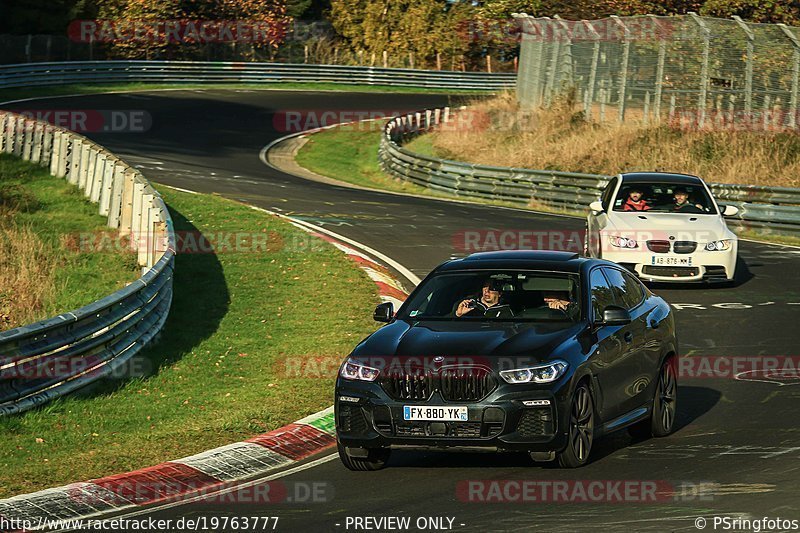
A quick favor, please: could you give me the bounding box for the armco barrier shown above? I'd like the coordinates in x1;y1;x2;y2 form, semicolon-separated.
0;111;175;416
0;61;516;91
378;107;800;237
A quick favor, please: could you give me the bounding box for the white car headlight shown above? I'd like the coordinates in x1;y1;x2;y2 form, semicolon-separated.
609;235;638;249
339;358;380;382
500;361;568;384
704;240;732;251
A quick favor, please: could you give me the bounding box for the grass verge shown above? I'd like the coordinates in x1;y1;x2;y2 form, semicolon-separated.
0;186;379;497
0;154;139;328
0;82;493;105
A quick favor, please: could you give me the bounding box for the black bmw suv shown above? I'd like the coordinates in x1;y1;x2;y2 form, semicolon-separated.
335;251;678;470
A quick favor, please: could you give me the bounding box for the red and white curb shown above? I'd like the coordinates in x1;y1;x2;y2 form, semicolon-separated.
0;210;412;531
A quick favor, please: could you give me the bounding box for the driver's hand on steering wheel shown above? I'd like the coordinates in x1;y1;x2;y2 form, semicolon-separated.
545;298;570;311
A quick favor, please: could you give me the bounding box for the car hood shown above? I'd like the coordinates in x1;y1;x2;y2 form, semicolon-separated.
607;211;730;240
350;320;585;366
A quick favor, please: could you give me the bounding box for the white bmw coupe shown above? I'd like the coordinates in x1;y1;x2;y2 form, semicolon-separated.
586;172;739;283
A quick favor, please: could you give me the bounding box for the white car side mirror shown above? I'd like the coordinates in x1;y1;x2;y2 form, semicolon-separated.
722;205;739;217
589;200;604;213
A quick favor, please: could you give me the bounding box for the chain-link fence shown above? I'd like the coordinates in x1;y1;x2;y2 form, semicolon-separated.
515;13;800;131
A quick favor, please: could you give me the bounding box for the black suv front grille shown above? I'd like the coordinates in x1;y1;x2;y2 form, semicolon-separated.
380;366;496;402
440;367;494;402
382;371;434;400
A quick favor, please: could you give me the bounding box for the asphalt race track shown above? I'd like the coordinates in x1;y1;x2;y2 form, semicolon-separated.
5;90;800;532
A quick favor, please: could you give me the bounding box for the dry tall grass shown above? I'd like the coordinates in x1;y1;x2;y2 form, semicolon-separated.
0;220;57;328
427;92;800;188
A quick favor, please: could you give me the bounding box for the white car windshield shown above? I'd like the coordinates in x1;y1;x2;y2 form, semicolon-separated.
398;271;582;322
613;183;717;214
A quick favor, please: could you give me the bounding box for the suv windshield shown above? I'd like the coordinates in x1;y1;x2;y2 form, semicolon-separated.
613;182;717;214
398;271;582;322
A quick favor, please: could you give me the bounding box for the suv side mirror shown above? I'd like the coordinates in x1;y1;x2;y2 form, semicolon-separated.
589;200;604;214
721;204;739;217
373;302;394;323
602;305;631;326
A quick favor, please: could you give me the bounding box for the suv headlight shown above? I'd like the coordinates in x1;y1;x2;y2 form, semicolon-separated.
609;235;638;249
339;358;380;382
705;240;732;251
500;360;568;384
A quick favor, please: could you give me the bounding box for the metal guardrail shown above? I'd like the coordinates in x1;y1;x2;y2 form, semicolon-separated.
379;107;800;237
0;61;517;91
0;111;175;416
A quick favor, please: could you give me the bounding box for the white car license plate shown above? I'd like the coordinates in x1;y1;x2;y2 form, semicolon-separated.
651;256;692;266
403;406;468;421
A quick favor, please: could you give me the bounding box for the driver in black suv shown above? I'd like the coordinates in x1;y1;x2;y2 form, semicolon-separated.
454;278;514;318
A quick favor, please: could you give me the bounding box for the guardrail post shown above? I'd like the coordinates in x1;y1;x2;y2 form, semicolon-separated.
732;16;754;121
120;170;135;237
68;138;83;185
89;152;106;202
99;156;115;215
31;123;43;163
13;116;24;157
49;131;61;174
81;146;96;191
689;12;711;129
78;142;90;188
108;163;125;228
131;180;145;260
56;132;69;178
139;194;154;267
40;125;53;167
4;115;14;155
22;119;33;161
611;16;631;123
778;23;800;129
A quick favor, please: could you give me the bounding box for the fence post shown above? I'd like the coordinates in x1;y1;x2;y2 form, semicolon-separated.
732;16;754;121
650;15;666;123
778;23;800;129
611;15;631;123
644;91;651;126
585;21;601;120
689;12;711;129
543;18;561;106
